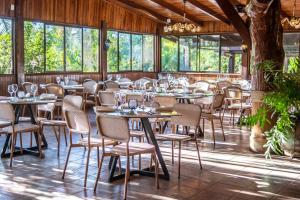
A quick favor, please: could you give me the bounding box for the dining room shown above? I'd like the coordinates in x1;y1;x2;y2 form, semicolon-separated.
0;0;300;200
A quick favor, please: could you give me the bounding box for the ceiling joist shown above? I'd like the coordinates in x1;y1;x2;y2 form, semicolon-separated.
149;0;203;26
186;0;231;24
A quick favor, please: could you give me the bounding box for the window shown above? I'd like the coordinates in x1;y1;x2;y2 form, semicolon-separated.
107;30;155;72
220;34;242;73
143;35;154;72
199;35;220;72
119;33;131;71
179;36;198;71
161;36;178;72
283;33;300;72
24;21;99;74
0;18;13;74
161;34;242;74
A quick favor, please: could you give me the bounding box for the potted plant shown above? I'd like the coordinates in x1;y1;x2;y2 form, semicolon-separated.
243;58;300;158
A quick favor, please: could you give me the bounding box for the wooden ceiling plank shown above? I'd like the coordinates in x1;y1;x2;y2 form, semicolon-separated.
149;0;203;25
186;0;230;24
215;0;251;49
117;0;169;23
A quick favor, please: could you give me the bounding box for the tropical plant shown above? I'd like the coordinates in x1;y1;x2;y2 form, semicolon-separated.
243;58;300;158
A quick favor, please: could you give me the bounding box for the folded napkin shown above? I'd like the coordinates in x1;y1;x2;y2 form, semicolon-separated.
40;93;57;100
94;106;115;113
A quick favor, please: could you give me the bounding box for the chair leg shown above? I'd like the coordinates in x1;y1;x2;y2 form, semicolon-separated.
94;154;104;192
30;132;33;148
9;133;17;168
57;127;60;157
220;118;225;141
202;119;205;134
62;146;72;179
153;153;159;189
178;141;181;179
124;155;130;200
118;157;122;175
19;133;23;154
37;130;43;159
211;119;216;148
138;137;142;171
84;148;91;187
194;133;202;169
97;147;100;168
63;126;68;146
171;141;174;165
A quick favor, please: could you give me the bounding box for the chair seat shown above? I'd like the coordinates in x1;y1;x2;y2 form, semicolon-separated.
228;103;252;110
130;130;145;138
110;142;155;156
40;119;67;126
201;110;222;119
156;134;191;141
2;123;40;133
79;137;117;147
0;120;11;128
19;117;47;122
55;101;63;107
85;99;96;105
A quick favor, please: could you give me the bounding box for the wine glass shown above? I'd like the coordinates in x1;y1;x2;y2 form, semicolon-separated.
114;92;120;109
141;92;148;110
64;77;69;85
120;93;126;111
56;76;61;84
107;74;112;81
12;84;18;97
116;74;121;82
148;92;155;111
18;91;25;99
153;80;158;92
128;99;138;112
31;84;38;98
163;82;169;93
8;85;13;97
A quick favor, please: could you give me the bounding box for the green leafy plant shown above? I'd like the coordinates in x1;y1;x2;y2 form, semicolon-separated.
243;57;300;158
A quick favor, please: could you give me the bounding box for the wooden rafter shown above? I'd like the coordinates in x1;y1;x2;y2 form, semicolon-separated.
117;0;169;23
149;0;203;25
186;0;230;24
215;0;252;49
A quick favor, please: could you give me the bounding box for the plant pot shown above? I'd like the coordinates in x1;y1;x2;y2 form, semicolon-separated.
283;118;300;158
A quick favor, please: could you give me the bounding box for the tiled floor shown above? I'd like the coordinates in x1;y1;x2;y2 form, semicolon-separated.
0;112;300;200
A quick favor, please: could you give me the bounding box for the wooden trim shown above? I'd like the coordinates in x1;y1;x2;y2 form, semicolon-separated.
186;0;231;25
215;0;252;49
101;20;108;80
149;0;203;26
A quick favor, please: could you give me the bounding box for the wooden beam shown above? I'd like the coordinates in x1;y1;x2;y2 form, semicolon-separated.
14;0;25;84
149;0;203;25
215;0;252;49
100;21;107;81
117;0;168;23
186;0;230;24
281;9;289;18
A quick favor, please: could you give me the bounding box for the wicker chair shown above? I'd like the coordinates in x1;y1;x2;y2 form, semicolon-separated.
83;80;99;111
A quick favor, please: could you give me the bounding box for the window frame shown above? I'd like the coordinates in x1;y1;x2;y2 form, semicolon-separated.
107;29;155;73
24;19;100;75
0;16;14;76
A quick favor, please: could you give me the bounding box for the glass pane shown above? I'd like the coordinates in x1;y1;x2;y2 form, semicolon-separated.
46;25;64;71
199;35;220;72
143;35;154;72
0;18;12;74
179;36;198;71
83;28;99;72
66;27;82;71
119;33;131;71
161;36;178;72
220;34;242;73
24;21;45;74
283;33;300;72
132;34;142;71
107;31;118;72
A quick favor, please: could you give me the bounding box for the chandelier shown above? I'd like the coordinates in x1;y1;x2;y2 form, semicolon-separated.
163;0;201;33
281;0;300;29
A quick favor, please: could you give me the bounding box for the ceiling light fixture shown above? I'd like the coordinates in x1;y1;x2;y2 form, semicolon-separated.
163;0;201;33
282;0;300;29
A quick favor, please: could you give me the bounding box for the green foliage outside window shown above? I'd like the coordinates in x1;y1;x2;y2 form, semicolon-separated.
24;21;99;74
107;30;154;72
0;18;12;74
161;36;178;72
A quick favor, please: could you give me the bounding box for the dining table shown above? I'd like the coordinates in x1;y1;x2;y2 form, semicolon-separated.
0;96;57;158
95;108;180;181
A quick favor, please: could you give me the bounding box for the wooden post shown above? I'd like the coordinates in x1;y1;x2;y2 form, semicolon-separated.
246;0;284;152
155;27;161;78
241;50;250;80
14;0;25;84
100;20;107;81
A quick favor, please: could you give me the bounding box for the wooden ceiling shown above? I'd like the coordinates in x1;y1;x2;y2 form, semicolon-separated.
111;0;299;26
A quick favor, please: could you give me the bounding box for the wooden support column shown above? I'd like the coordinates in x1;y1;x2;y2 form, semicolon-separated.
241;50;250;80
246;0;284;152
100;20;108;81
155;27;161;78
14;0;24;84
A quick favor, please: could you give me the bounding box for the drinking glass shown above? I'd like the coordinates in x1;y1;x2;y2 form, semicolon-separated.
141;92;148;110
12;84;18;97
120;93;126;111
148;92;155;111
116;74;121;81
128;99;138;111
114;92;120;109
153;80;158;92
64;77;69;85
107;74;112;81
163;82;168;93
56;77;61;84
18;91;25;98
8;85;13;97
31;84;38;98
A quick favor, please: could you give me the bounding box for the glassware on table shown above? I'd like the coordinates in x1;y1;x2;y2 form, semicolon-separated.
8;85;14;97
141;92;148;110
153;80;158;92
148;92;155;111
17;91;25;99
12;84;18;97
116;74;121;82
163;82;169;93
107;74;112;81
31;84;38;98
64;77;69;85
128;99;138;112
114;92;121;109
120;93;127;111
56;76;61;84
